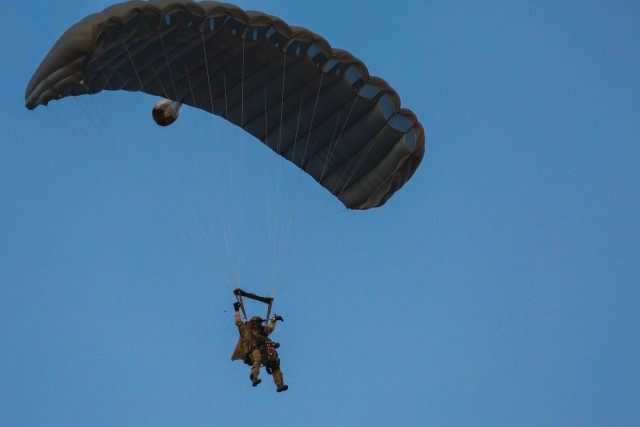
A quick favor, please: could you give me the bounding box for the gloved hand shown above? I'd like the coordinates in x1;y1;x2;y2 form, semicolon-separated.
273;314;284;322
233;302;241;311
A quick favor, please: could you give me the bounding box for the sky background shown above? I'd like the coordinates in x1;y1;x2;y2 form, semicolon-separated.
2;1;640;426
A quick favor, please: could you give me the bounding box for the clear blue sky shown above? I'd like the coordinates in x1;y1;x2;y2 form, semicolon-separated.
2;1;639;426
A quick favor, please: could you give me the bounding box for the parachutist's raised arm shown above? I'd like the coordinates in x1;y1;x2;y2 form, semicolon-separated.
266;319;276;335
233;302;242;324
266;314;284;335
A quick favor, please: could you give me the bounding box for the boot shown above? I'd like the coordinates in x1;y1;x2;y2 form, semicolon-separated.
276;384;288;392
252;377;262;387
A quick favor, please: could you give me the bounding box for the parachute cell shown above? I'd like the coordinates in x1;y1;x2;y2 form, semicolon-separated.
25;0;425;209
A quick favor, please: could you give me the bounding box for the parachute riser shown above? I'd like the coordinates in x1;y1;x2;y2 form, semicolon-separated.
233;288;274;326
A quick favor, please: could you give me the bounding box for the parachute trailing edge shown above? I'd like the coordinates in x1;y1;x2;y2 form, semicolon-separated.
25;0;425;209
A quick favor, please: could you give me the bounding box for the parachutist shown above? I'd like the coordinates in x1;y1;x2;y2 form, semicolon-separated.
152;99;182;126
231;300;288;392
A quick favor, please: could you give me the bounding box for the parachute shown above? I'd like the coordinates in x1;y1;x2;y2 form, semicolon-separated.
25;0;424;209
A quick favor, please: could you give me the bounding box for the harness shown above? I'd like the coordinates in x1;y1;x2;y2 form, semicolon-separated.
260;341;281;368
243;337;281;370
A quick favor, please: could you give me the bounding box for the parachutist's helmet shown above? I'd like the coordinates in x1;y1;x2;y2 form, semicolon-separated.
248;316;263;329
152;99;182;126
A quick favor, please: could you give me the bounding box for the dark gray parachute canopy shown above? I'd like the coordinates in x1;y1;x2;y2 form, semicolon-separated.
25;0;425;209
